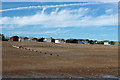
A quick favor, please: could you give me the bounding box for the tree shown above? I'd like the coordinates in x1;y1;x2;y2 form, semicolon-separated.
103;40;109;42
97;41;104;44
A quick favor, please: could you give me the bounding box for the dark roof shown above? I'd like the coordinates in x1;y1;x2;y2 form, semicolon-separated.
11;36;19;38
32;38;38;40
24;37;29;39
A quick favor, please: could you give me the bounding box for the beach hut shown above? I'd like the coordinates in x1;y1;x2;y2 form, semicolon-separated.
55;39;65;43
31;38;38;42
66;39;78;43
89;40;94;44
10;36;19;41
38;38;44;42
43;37;55;43
103;40;115;45
19;37;24;42
104;42;110;45
77;39;84;44
109;41;115;45
24;37;29;42
66;39;71;43
82;39;90;44
19;37;29;42
18;37;29;42
77;39;90;44
92;40;98;44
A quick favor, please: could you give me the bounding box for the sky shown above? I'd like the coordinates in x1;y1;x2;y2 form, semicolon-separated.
0;1;118;41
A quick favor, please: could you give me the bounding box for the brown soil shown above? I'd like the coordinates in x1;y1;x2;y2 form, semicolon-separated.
2;41;118;78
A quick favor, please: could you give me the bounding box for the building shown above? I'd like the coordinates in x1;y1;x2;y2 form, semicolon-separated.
76;39;90;44
77;39;84;44
104;41;114;45
104;42;110;45
92;40;98;44
19;37;23;42
31;38;38;42
78;39;90;44
19;37;29;42
109;41;115;45
66;39;71;43
10;36;19;41
103;40;115;45
55;39;65;43
43;37;55;43
89;40;94;44
66;39;78;43
38;38;44;42
66;39;90;44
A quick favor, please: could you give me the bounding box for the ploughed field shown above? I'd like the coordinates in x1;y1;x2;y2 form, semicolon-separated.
2;41;118;78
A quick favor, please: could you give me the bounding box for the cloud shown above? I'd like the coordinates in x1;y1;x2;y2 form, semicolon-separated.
8;29;69;35
0;7;118;28
105;9;113;13
51;8;59;15
100;34;108;37
0;3;98;12
93;0;119;3
41;8;46;14
1;0;119;2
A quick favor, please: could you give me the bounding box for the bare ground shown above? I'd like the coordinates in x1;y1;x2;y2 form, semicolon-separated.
2;41;118;78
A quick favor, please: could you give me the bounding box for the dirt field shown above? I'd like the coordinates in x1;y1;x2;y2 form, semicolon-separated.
2;41;118;78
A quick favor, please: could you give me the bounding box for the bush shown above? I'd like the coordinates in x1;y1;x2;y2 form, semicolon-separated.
97;41;104;44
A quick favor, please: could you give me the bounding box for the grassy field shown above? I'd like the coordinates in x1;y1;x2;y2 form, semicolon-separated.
2;41;118;78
